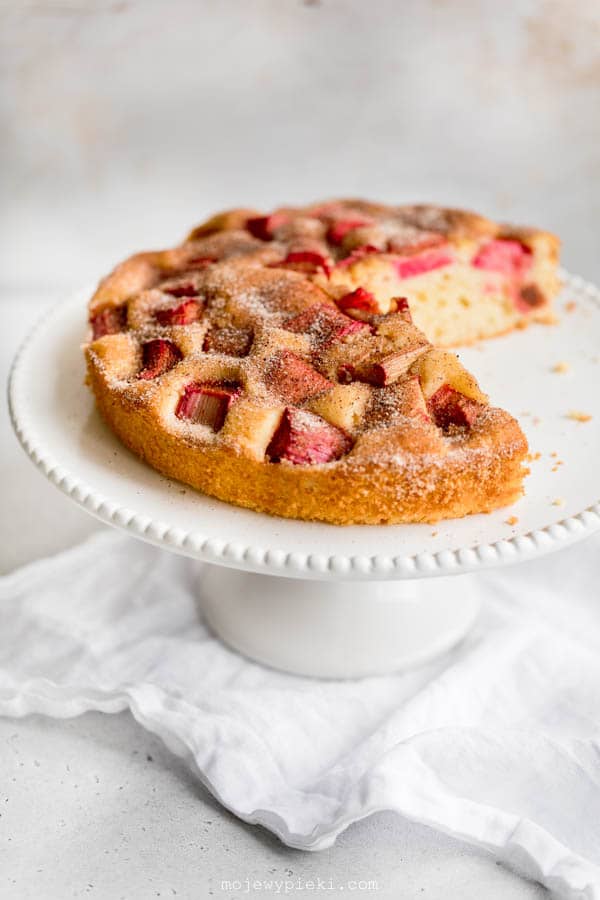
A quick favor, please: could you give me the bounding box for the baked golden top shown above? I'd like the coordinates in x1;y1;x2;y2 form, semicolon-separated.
84;199;534;523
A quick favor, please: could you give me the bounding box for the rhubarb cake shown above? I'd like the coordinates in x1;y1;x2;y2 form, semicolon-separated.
83;199;551;525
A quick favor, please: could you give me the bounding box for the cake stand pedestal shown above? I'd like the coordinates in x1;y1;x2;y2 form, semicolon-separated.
198;568;481;676
9;274;600;677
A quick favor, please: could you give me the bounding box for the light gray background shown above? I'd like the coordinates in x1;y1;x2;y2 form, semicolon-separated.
2;1;600;897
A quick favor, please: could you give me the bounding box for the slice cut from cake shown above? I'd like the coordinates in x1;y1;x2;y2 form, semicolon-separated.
187;200;559;348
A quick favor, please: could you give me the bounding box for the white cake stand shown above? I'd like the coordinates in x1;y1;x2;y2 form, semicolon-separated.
9;273;600;677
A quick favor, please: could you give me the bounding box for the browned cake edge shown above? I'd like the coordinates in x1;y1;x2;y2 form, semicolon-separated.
86;354;529;526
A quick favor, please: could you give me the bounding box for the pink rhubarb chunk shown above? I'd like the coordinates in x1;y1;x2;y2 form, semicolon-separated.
336;287;379;314
269;251;332;277
90;305;127;339
394;248;453;279
175;382;241;431
472;239;532;278
427;384;484;429
267;408;352;465
246;212;289;241
203;326;253;357
161;280;200;298
154;298;203;326
138;340;182;380
284;302;369;345
334;244;381;269
327;217;373;245
185;256;217;269
266;350;333;403
394;297;413;321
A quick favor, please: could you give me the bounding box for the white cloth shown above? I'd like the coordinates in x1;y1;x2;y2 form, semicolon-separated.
1;530;600;899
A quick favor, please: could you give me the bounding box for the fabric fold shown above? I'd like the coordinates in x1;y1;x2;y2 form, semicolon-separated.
1;529;599;899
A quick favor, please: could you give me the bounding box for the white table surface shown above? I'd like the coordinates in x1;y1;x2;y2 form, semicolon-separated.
0;291;550;899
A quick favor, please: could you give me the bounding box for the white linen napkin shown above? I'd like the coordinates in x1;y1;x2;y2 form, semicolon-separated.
1;529;600;899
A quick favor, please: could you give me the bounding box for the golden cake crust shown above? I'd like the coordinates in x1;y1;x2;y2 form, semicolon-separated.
83;199;538;525
87;358;528;525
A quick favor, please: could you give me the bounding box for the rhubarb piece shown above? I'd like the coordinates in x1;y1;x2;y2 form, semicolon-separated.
154;298;203;326
203;326;253;357
161;280;200;298
472;239;532;278
90;305;127;339
337;364;357;385
138;339;182;380
327;217;372;245
367;376;431;427
344;344;428;387
427;384;484;429
336;287;378;314
267;408;352;465
394;248;453;279
387;231;446;255
516;283;546;312
185;256;216;269
246;212;288;241
175;382;241;431
394;297;413;322
266;350;333;403
269;251;332;277
284;302;369;346
335;244;381;269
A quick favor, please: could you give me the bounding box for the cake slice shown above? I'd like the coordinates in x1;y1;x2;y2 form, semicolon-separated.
194;200;559;348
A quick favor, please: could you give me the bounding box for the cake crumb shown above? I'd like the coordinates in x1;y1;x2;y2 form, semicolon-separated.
505;516;518;526
566;410;592;423
430;530;438;537
565;300;577;313
529;451;541;461
550;451;558;458
551;361;569;374
552;498;565;507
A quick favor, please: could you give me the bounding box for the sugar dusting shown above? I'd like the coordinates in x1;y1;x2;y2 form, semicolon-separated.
85;201;530;494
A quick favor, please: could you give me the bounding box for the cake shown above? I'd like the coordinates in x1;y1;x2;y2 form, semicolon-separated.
84;199;559;525
191;200;560;346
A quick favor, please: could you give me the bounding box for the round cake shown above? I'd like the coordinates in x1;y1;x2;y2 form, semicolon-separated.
84;199;556;525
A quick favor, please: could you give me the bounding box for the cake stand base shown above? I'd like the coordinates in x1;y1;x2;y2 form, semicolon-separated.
197;567;481;678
